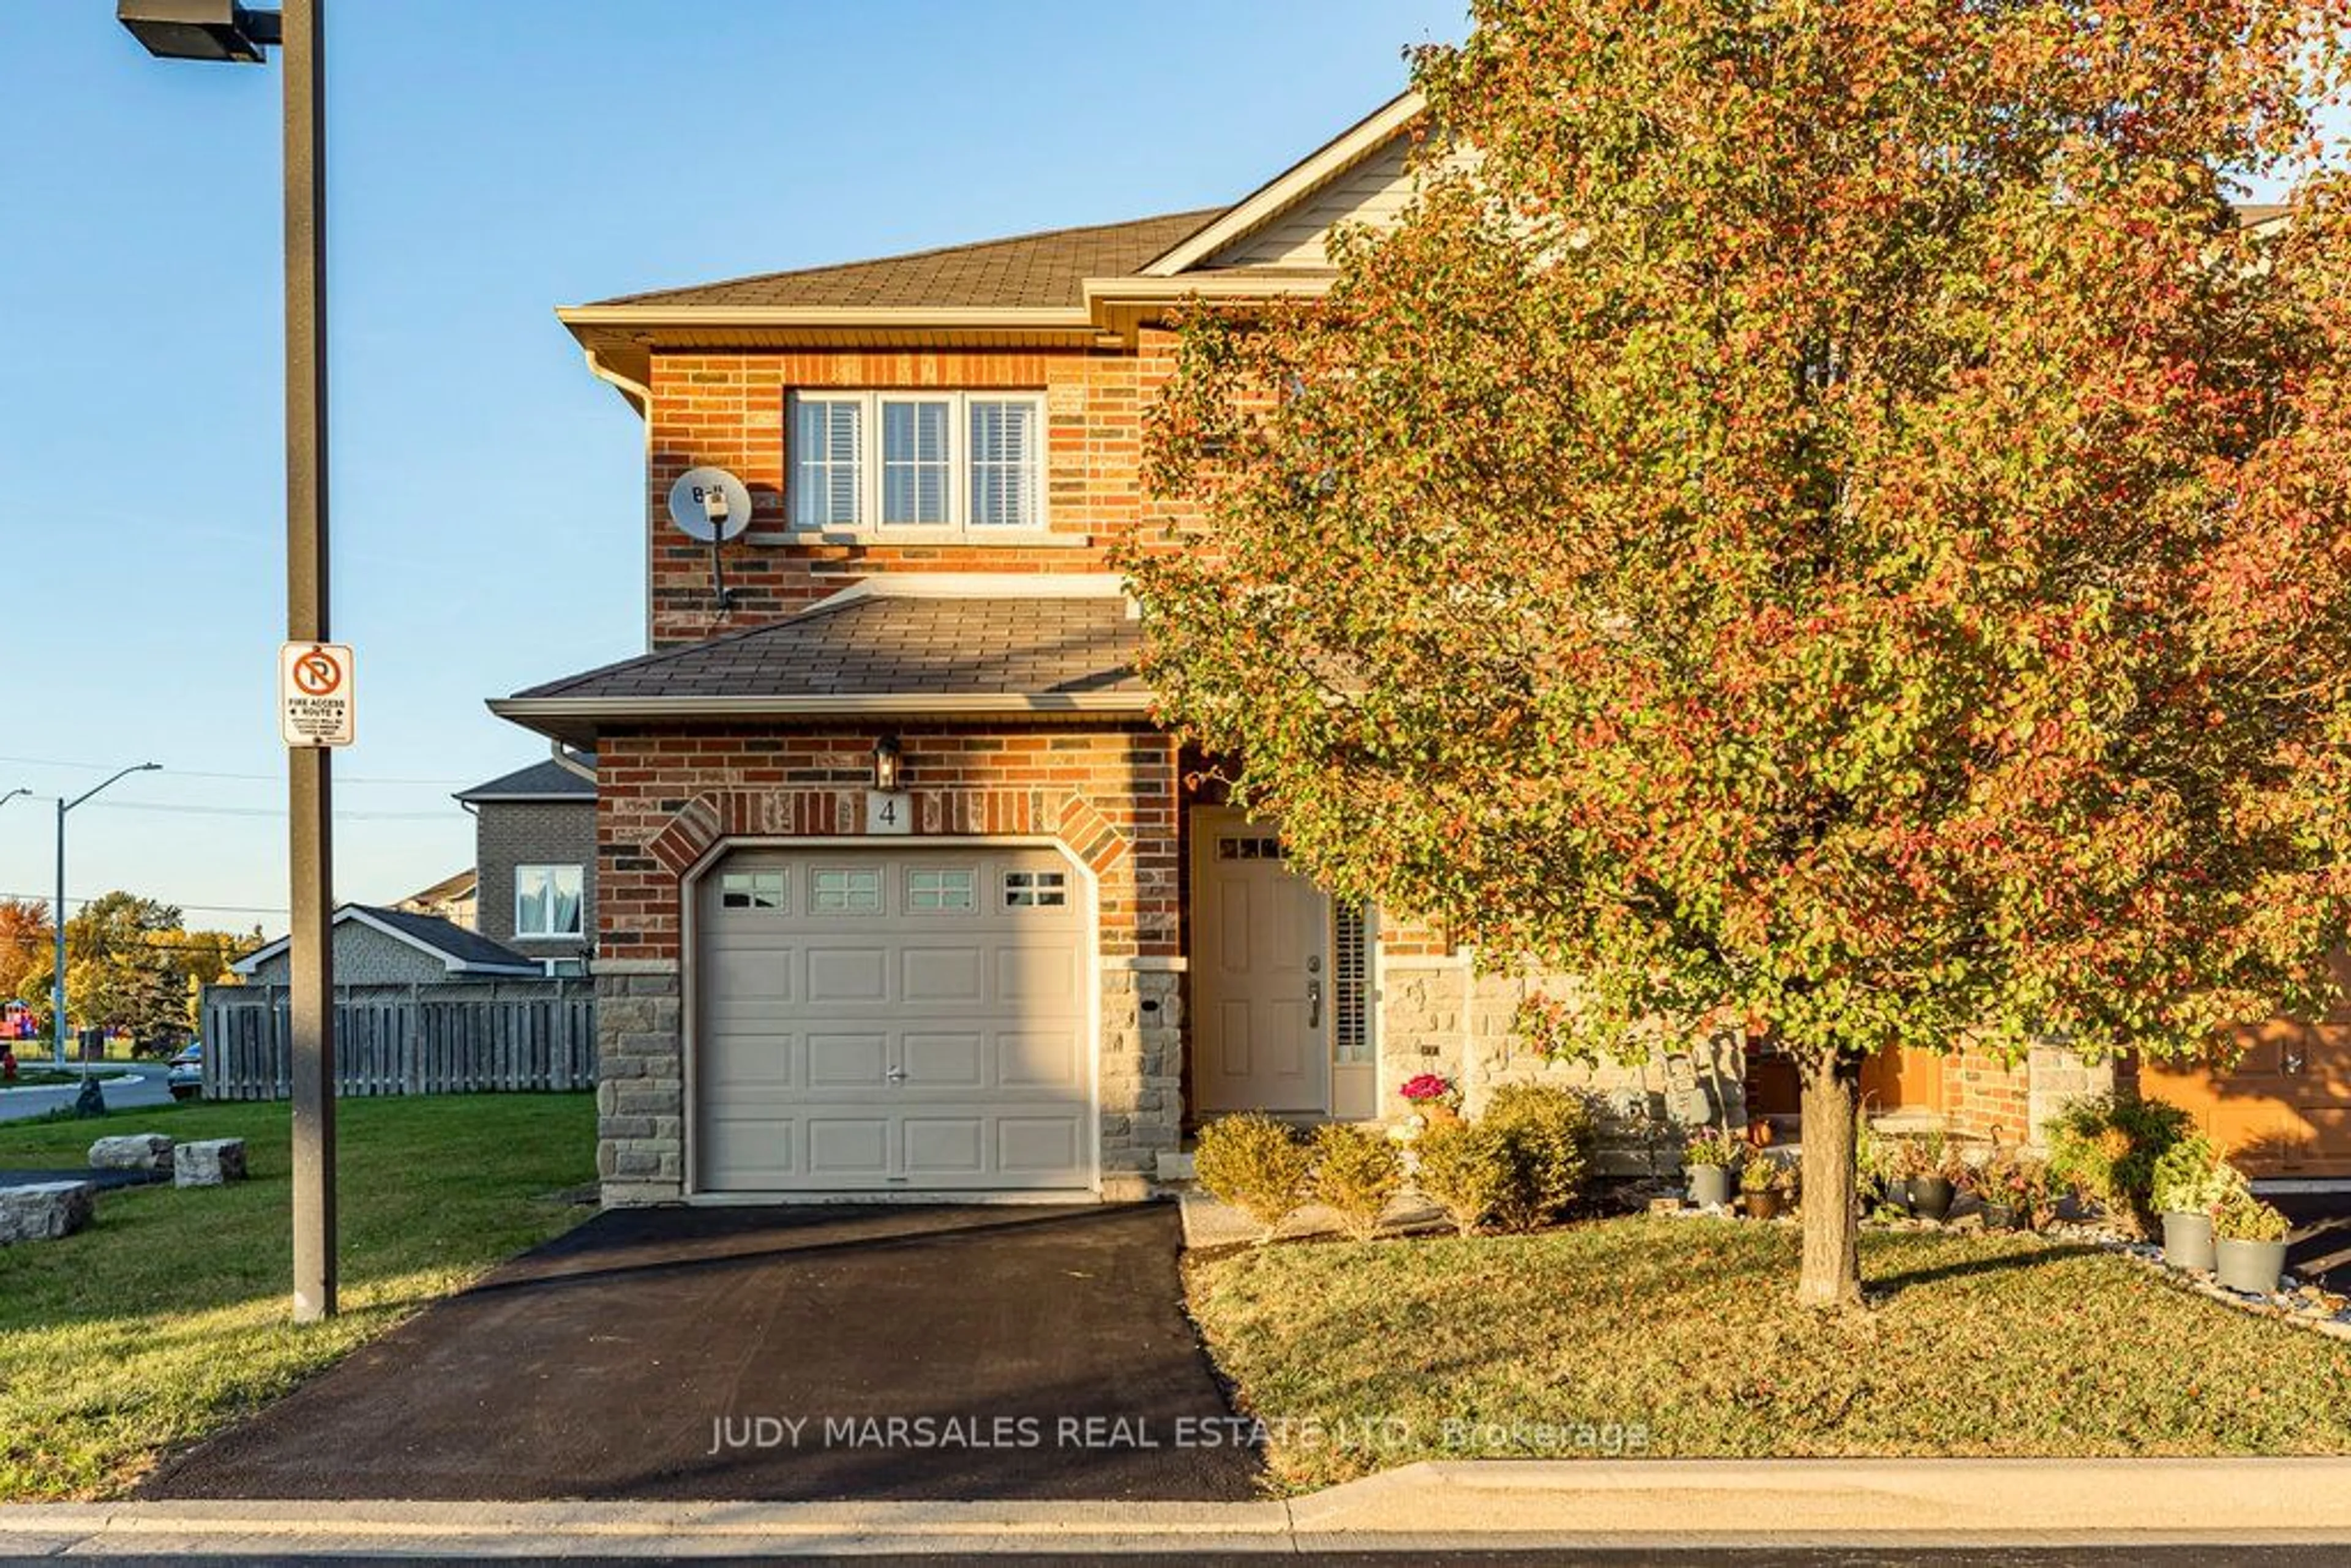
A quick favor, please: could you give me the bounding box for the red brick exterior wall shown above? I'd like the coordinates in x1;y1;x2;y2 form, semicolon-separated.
1940;1045;2034;1144
642;332;1186;647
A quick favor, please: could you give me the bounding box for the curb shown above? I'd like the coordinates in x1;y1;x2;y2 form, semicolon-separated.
7;1460;2351;1555
0;1071;141;1097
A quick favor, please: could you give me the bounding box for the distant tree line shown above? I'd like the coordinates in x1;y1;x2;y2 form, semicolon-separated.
0;894;260;1053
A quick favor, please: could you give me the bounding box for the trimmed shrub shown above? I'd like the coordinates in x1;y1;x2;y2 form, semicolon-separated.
2213;1185;2292;1242
1308;1123;1404;1242
1412;1120;1515;1236
2149;1133;2246;1216
1480;1082;1597;1232
1193;1112;1311;1240
2047;1093;2195;1234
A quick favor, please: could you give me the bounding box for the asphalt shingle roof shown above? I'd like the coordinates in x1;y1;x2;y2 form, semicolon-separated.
351;906;542;972
455;757;598;801
511;595;1144;703
588;211;1223;312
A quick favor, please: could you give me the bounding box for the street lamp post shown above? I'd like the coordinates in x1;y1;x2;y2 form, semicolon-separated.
53;763;162;1067
120;0;339;1322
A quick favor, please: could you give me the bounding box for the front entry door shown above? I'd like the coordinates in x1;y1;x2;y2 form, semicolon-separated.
1191;809;1330;1114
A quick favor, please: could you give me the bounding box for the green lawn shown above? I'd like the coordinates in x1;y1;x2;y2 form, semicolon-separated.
1187;1217;2351;1493
0;1093;595;1501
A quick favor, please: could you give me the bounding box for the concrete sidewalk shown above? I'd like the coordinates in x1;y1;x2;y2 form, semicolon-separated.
6;1459;2350;1555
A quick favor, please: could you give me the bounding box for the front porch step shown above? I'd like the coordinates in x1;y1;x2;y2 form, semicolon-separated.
1869;1109;1949;1135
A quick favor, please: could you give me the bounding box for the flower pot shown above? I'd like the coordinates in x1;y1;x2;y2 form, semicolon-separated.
1980;1202;2022;1232
1907;1176;1955;1222
1687;1164;1733;1208
2161;1210;2217;1272
1415;1101;1461;1128
1744;1190;1783;1221
2214;1236;2289;1296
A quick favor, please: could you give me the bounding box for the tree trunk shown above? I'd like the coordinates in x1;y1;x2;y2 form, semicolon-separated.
1796;1050;1864;1309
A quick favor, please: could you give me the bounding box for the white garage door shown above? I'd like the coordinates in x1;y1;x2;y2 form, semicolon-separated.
694;846;1093;1195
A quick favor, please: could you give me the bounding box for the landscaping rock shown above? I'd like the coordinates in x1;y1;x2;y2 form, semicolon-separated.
88;1133;174;1174
174;1139;247;1188
0;1180;96;1245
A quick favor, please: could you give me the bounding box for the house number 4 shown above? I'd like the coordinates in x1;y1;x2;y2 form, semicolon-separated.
865;789;913;836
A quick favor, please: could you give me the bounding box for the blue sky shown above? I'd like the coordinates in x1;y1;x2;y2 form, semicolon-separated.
0;0;1463;932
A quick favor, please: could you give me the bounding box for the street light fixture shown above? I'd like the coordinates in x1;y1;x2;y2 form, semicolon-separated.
53;764;163;1068
0;789;29;813
119;0;339;1324
117;0;280;62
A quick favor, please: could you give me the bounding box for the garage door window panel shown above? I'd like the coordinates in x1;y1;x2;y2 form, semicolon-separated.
909;867;977;912
720;871;786;910
1003;870;1068;908
812;867;884;915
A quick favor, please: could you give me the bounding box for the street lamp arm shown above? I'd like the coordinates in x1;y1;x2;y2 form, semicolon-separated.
62;762;162;816
0;788;30;812
51;760;160;1073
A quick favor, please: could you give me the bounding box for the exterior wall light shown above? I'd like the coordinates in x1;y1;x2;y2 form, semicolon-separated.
873;736;904;793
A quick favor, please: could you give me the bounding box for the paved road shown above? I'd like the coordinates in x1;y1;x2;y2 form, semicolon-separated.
142;1202;1259;1503
0;1060;172;1126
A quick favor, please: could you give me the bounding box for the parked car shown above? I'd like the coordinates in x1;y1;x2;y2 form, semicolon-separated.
167;1042;201;1101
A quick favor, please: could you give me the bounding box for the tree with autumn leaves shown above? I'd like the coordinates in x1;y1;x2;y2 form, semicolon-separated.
1125;0;2351;1304
0;893;251;1051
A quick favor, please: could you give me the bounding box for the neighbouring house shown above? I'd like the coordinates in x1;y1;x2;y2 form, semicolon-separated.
231;904;546;987
495;93;2350;1204
203;904;595;1100
396;868;479;931
456;746;598;976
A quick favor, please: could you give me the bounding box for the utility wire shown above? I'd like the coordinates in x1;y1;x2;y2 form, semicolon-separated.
83;800;454;822
0;891;291;917
0;753;469;787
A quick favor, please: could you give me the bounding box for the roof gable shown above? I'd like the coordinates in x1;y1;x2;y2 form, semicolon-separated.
456;756;598;803
1141;91;1424;277
231;906;542;978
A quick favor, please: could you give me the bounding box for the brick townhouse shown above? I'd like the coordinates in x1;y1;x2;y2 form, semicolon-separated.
494;93;2351;1204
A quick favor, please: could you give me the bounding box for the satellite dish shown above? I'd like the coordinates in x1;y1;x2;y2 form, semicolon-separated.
667;467;752;543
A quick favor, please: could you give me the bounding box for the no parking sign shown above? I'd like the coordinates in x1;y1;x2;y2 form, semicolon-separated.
279;642;355;747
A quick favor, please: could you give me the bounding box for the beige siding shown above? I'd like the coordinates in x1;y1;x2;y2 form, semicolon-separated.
1210;133;1416;269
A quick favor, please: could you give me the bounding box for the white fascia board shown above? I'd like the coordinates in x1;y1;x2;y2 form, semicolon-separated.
452;792;596;804
1084;273;1336;307
1139;90;1425;277
228;939;290;977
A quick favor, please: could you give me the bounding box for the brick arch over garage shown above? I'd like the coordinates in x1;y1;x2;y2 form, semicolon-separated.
590;729;1181;969
644;788;1133;885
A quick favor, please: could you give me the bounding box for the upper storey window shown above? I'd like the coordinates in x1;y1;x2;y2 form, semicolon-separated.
787;391;1044;538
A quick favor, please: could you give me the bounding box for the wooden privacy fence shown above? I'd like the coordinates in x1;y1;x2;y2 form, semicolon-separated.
200;981;596;1099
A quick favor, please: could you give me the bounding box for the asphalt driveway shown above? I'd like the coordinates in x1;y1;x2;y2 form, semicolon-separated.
141;1202;1258;1502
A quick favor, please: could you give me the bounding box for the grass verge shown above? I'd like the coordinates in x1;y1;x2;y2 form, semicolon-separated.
0;1092;595;1500
1187;1215;2351;1493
